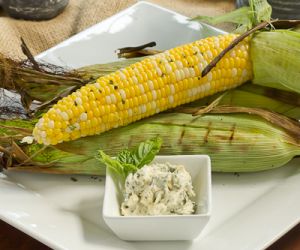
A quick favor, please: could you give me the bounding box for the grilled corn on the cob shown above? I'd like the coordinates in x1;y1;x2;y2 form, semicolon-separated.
33;34;252;145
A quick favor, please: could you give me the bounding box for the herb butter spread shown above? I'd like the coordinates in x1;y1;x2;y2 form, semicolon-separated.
121;162;196;216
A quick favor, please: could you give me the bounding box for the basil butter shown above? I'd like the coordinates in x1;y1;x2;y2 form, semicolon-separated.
121;162;196;216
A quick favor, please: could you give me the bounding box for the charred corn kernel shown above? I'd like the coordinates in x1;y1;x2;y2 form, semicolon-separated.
34;34;252;145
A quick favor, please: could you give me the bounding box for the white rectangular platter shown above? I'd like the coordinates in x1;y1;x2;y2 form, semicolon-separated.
1;2;299;250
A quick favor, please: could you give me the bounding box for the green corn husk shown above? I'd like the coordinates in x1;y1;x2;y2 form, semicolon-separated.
251;30;300;93
54;112;300;173
191;0;272;33
1;103;300;174
194;83;300;120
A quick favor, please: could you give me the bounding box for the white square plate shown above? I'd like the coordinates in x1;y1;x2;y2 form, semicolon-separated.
103;155;211;241
1;2;300;250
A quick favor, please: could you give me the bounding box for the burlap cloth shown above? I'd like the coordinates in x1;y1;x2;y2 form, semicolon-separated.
0;0;234;60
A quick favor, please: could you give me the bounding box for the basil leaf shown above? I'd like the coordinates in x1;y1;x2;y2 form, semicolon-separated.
97;137;162;179
98;150;139;176
97;150;126;178
131;137;162;168
122;162;138;176
116;150;136;165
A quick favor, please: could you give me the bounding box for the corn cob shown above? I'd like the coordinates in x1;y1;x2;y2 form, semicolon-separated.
2;84;300;173
33;34;252;145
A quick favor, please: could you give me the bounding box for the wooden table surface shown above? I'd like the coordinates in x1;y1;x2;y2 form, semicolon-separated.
0;219;299;249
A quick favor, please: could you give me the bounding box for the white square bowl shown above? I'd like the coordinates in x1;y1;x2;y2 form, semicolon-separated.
103;155;211;241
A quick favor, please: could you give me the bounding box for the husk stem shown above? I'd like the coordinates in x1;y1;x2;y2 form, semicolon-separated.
116;42;162;58
1;102;300;174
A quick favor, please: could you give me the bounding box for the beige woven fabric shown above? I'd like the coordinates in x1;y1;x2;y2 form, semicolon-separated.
0;0;234;60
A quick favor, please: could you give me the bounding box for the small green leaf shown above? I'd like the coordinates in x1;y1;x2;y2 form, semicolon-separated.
96;137;162;179
97;150;125;178
122;162;138;177
131;137;162;168
116;150;136;165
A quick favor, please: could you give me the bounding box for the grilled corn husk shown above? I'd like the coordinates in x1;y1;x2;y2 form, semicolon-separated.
2;107;300;174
